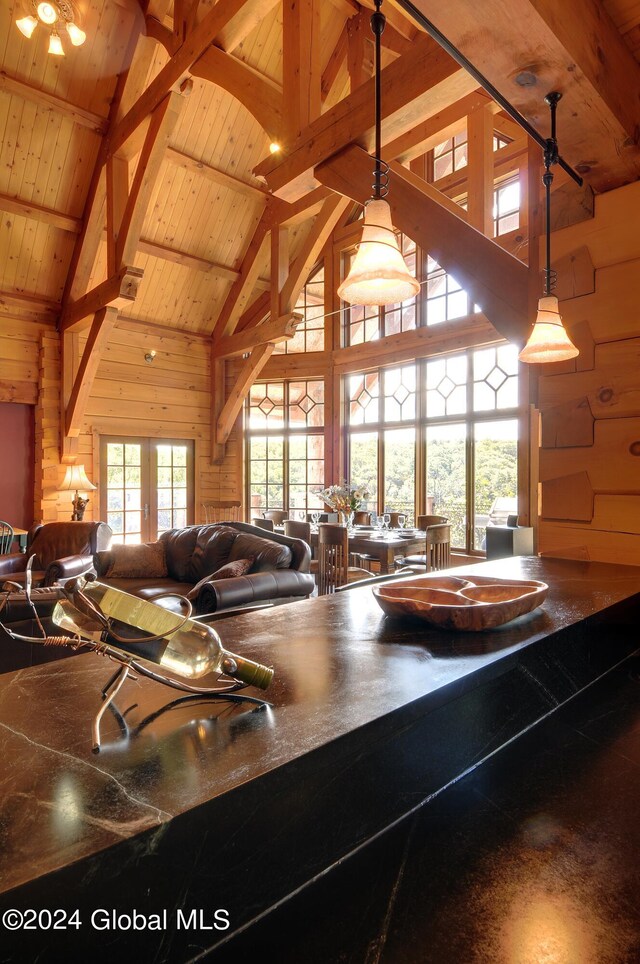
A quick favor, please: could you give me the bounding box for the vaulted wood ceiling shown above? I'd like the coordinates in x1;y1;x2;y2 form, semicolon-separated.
1;0;639;340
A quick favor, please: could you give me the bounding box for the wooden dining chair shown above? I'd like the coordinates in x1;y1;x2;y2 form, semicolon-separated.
202;500;241;524
263;510;288;525
252;517;274;531
416;514;448;529
317;524;370;595
402;524;451;572
0;521;14;554
284;520;319;577
353;510;372;526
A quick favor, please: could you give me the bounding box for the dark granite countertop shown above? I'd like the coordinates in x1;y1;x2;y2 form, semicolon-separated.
1;555;639;961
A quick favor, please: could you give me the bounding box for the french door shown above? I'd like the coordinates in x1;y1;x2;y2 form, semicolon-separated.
99;436;194;544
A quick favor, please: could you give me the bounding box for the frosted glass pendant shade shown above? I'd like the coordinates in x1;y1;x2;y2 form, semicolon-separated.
66;22;86;45
518;296;579;364
338;199;420;306
48;30;64;55
16;15;38;37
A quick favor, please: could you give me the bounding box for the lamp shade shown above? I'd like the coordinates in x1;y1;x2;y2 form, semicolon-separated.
60;464;96;492
16;15;38;37
66;21;85;45
337;200;420;307
48;30;64;55
518;296;579;364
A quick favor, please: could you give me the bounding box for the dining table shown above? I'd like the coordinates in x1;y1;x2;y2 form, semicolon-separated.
11;527;28;552
309;526;426;574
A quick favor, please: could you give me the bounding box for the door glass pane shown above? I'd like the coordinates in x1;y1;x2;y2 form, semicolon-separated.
426;424;466;548
384;428;415;524
350;433;378;513
105;441;143;545
474;419;518;550
155;443;190;535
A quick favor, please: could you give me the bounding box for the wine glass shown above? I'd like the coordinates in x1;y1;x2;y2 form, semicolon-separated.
375;515;385;535
397;514;406;530
383;513;391;530
311;511;321;527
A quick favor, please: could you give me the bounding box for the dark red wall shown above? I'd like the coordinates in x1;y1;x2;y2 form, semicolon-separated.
0;403;35;529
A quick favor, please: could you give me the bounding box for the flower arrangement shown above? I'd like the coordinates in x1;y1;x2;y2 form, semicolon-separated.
316;482;370;514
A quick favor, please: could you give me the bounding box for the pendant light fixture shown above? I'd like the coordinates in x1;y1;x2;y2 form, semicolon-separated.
15;0;86;54
337;0;420;307
518;93;578;364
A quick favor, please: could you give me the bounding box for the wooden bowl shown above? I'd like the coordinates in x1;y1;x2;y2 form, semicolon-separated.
372;573;548;631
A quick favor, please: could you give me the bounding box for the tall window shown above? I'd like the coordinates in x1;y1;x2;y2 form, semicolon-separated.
100;437;194;544
493;175;520;236
273;263;325;354
433;130;468;180
246;380;325;516
346;345;519;551
343;234;417;345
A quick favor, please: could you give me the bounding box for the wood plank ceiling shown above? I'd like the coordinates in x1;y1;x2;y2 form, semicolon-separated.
0;0;639;338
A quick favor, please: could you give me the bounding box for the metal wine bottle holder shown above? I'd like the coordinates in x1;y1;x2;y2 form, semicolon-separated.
0;563;271;751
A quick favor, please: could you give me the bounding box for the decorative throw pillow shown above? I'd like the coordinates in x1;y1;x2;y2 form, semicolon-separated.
106;541;168;579
185;557;254;601
211;557;254;580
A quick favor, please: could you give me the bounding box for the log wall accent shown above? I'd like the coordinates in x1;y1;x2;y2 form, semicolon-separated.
537;179;640;563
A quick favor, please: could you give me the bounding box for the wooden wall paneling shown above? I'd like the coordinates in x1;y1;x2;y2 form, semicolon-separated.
551;246;595;302
541;471;594;522
538;522;640;565
540;339;640;417
539;417;640;489
559;258;640;344
541;397;595;448
592;494;640;534
549;180;640;268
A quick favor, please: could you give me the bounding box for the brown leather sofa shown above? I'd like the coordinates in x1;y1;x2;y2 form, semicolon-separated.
94;522;315;614
0;521;112;588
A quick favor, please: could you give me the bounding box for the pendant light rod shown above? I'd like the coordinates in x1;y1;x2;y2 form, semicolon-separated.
393;0;583;187
372;0;386;200
542;92;561;298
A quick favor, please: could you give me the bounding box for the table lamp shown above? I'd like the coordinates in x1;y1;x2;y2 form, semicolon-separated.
60;464;96;521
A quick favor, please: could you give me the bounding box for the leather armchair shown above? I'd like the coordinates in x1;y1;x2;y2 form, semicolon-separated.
0;521;112;588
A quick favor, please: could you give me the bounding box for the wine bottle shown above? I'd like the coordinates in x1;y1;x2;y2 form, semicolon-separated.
52;578;273;689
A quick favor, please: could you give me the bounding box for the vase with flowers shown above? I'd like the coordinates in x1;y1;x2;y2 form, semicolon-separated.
315;482;370;527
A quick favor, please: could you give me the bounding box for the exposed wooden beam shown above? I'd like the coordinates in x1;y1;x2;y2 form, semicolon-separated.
65;307;119;439
271;224;289;321
145;14;179;55
467;104;495;235
0;193;81;234
110;0;264;157
211;211;272;339
0;289;60;317
116;86;188;267
60;266;144;333
191;45;283;139
213;0;281;53
347;12;375;92
358;0;417;40
234;291;271;333
213;313;301;358
322;23;349;106
268;186;332;226
384;91;489;162
106;155;128;276
406;0;640;191
136;238;238;282
211;355;226;464
216;343;274;446
0;70;108;133
164;146;267;199
283;0;322;141
254;37;477;200
316;145;529;343
280;194;351;312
